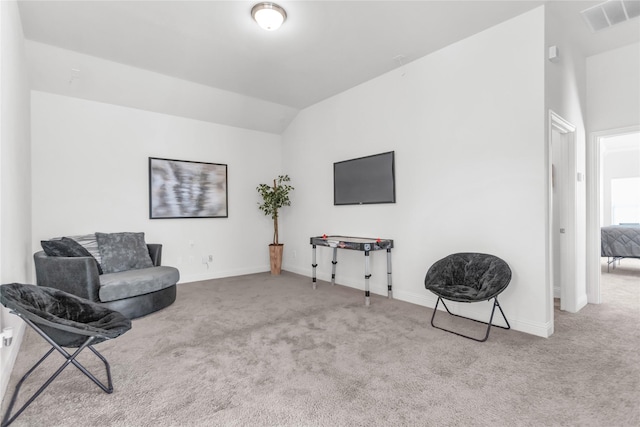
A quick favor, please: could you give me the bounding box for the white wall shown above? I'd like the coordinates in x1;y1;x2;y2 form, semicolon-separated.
25;41;299;135
585;42;640;302
586;42;639;228
31;91;282;283
601;136;640;226
0;0;31;401
281;8;549;336
544;2;589;313
587;43;640;132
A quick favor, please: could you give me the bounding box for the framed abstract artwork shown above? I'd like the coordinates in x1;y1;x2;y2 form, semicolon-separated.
149;157;228;219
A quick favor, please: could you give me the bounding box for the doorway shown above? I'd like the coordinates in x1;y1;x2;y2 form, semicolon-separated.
548;111;587;317
587;127;640;303
551;127;569;305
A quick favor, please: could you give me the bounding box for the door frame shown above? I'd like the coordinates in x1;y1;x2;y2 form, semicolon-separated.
548;111;585;317
550;123;570;307
586;125;640;304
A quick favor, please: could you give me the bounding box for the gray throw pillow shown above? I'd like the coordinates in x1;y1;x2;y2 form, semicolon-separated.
41;237;104;275
96;232;153;274
68;233;102;265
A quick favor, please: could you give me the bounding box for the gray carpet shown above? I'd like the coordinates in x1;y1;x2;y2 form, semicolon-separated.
2;260;639;426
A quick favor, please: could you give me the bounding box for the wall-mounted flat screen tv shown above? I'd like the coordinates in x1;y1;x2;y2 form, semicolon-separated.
334;151;396;205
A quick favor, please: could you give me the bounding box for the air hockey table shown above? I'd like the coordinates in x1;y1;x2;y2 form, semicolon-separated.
309;235;394;306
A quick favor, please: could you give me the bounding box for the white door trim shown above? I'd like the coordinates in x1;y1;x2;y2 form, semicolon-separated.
548;111;585;317
586;125;640;304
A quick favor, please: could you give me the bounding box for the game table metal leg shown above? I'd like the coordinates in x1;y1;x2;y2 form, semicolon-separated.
364;250;371;306
331;248;338;285
387;248;393;298
312;244;317;289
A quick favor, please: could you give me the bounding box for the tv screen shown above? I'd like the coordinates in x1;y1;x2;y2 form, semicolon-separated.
334;151;396;205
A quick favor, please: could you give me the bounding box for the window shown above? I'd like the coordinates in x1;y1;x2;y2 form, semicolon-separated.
611;177;640;225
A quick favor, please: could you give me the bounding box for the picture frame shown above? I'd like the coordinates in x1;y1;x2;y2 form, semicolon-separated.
149;157;228;219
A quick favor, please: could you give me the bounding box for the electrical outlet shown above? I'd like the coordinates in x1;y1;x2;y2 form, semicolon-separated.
1;327;14;347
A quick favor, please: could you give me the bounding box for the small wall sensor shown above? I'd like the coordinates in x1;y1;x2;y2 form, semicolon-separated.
548;46;559;63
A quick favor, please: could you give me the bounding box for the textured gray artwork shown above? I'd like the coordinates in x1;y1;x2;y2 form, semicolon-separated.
149;157;228;218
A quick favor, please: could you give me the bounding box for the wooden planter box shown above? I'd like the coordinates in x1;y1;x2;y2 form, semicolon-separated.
269;244;283;275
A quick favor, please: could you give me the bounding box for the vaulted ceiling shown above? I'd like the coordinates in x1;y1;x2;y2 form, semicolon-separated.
17;1;640;133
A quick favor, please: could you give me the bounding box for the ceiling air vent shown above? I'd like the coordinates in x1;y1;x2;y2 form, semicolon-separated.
581;0;640;32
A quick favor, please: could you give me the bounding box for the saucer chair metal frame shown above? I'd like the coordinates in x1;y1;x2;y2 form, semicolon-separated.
0;283;131;427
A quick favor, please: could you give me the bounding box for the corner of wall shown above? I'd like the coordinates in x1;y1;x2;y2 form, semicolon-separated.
0;0;33;402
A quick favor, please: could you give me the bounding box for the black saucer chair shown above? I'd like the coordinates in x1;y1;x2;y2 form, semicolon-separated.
0;283;131;427
424;253;511;342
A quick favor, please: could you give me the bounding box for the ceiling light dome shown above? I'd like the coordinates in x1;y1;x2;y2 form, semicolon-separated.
251;2;287;31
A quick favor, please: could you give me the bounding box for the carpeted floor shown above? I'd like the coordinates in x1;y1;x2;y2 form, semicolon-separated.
2;260;639;426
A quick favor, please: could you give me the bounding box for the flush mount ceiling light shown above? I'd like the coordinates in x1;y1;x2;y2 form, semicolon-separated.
251;2;287;31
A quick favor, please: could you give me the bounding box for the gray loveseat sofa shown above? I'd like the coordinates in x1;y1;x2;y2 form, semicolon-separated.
34;232;179;319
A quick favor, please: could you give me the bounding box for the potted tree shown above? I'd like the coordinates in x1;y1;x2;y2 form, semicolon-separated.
257;175;294;275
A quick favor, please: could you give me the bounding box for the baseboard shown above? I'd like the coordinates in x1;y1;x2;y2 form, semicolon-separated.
398;292;552;338
286;265;552;338
512;317;554;338
187;266;554;339
286;265;393;296
178;265;270;284
392;288;438;308
0;322;26;403
576;293;589;312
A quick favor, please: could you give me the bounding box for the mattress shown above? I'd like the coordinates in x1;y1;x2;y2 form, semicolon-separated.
601;225;640;258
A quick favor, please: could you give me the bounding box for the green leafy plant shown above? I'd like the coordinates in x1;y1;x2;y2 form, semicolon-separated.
257;175;294;245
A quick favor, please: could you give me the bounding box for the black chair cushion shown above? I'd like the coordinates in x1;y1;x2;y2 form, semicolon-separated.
424;253;511;302
0;283;131;347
